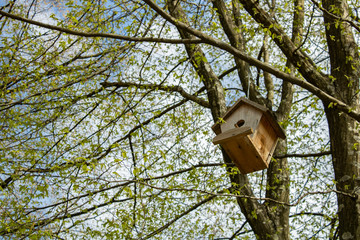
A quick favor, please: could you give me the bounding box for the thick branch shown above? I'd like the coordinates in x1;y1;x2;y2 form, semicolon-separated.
165;1;274;237
166;0;227;121
218;66;238;80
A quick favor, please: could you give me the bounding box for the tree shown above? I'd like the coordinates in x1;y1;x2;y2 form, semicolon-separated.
0;0;359;239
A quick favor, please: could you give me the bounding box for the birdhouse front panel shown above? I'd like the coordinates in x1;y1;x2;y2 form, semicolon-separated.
220;103;262;133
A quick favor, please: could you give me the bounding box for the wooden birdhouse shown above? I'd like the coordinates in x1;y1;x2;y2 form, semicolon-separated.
212;97;286;174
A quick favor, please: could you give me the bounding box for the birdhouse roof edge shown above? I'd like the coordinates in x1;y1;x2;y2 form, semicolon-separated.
222;97;267;120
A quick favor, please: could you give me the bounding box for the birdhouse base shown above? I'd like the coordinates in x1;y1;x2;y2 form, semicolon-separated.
213;126;271;174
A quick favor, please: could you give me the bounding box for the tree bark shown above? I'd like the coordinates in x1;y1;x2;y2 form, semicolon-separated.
322;0;360;238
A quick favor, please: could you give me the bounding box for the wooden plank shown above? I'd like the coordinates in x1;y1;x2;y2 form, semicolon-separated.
252;116;278;161
213;126;253;145
243;136;268;170
265;138;279;165
220;135;268;174
222;141;247;173
264;111;286;139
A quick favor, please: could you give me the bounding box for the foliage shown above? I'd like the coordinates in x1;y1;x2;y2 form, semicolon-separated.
0;0;359;239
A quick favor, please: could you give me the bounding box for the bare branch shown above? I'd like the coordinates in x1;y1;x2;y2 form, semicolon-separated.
290;212;327;218
218;66;238;80
275;150;332;159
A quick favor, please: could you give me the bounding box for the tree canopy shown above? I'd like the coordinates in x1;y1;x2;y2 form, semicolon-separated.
0;0;359;239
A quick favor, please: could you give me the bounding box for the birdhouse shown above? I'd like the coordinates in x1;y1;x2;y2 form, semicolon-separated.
212;97;286;174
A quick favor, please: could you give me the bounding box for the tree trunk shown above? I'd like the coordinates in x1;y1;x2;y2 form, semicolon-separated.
326;110;360;239
323;0;360;238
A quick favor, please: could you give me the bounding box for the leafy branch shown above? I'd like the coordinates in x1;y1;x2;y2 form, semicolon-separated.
101;81;210;108
0;10;204;44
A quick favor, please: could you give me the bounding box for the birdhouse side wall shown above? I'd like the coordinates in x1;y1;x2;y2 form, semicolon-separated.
220;104;263;133
251;115;278;163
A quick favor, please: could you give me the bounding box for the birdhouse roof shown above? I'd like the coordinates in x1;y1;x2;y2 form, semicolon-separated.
212;97;286;139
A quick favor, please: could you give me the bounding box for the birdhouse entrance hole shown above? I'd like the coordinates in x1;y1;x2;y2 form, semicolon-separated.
235;120;245;128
